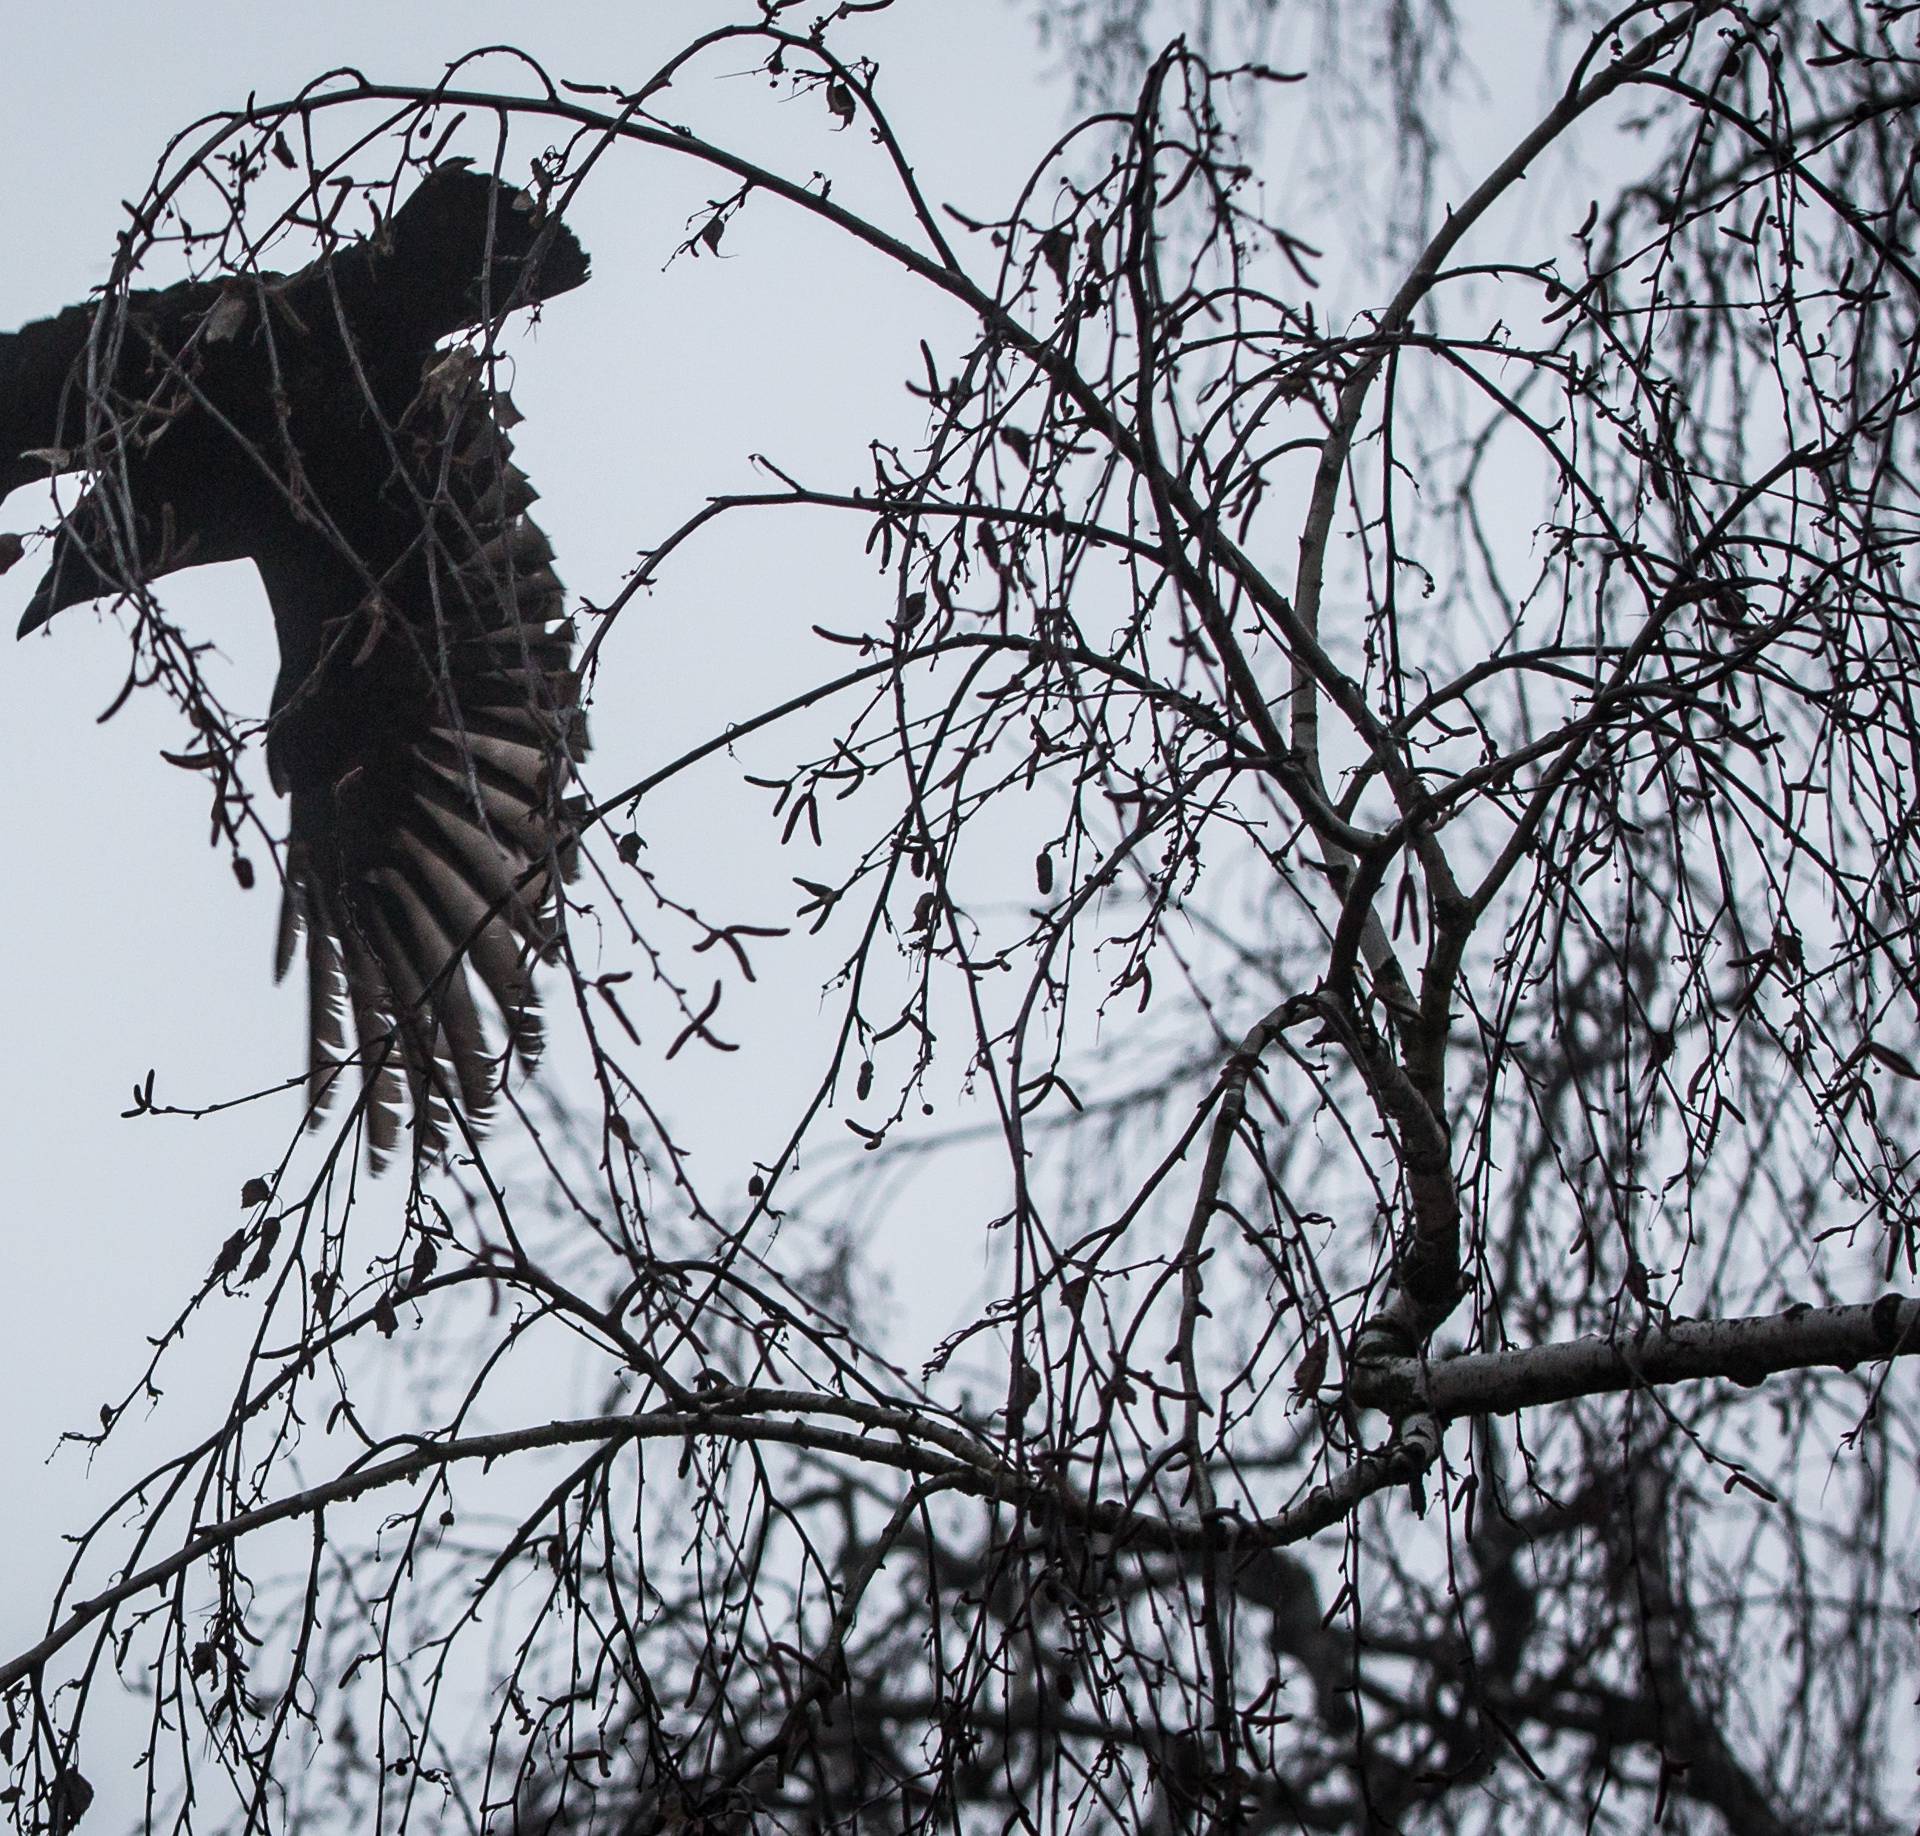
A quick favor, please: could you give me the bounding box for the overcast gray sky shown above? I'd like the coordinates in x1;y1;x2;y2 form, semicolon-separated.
11;9;1899;1832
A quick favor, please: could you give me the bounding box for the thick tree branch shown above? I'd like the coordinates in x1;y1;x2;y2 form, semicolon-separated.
1352;1294;1920;1416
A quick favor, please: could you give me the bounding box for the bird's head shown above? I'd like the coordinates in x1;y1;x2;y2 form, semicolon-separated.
382;161;590;335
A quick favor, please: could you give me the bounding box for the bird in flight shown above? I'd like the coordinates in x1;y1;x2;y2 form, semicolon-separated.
2;162;592;1167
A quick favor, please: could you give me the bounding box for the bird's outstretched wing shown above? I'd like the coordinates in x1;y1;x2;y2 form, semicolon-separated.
268;349;589;1167
4;165;593;1167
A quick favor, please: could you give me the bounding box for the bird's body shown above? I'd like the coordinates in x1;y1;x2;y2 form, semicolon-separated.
6;164;592;1164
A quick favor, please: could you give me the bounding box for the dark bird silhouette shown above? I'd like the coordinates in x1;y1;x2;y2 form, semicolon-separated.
4;163;592;1166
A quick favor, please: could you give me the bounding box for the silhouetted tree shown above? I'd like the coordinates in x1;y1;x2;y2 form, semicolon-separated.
4;6;1919;1833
